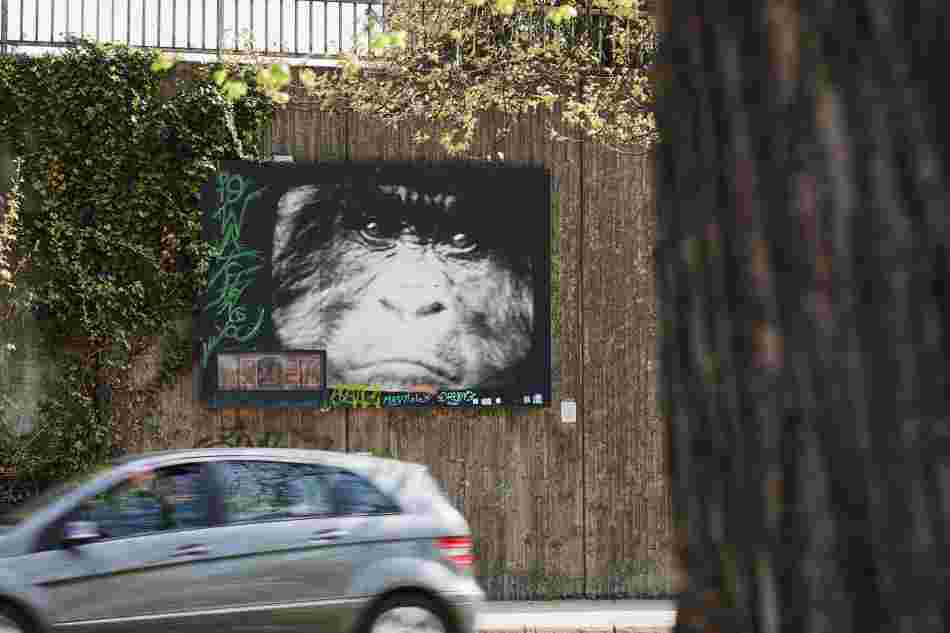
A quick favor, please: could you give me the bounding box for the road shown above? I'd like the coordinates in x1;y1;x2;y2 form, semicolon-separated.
478;600;677;630
0;601;678;633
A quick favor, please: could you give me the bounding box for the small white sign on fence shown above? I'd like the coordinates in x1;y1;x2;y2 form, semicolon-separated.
560;399;577;424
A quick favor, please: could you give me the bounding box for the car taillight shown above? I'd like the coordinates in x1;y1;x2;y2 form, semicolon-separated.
436;536;475;572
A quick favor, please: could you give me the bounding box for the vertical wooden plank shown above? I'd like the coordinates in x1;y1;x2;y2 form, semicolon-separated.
582;141;668;595
292;105;313;162
348;408;389;454
256;408;290;446
541;106;586;594
582;141;619;595
271;106;292;153
288;409;346;451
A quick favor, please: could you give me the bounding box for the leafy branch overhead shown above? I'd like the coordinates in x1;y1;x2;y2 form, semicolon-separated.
310;0;657;154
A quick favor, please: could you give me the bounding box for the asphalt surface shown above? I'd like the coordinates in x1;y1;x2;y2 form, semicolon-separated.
0;601;678;633
478;600;677;630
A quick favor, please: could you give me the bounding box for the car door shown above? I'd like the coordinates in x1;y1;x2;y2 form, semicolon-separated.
323;468;406;594
20;462;219;633
188;459;361;633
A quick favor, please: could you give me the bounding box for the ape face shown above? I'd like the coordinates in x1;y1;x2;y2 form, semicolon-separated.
271;182;536;391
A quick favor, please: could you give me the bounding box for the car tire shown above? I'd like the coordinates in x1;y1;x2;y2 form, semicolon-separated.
0;602;37;633
360;593;456;633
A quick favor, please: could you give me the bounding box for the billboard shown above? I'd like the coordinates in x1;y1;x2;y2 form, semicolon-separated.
197;161;551;408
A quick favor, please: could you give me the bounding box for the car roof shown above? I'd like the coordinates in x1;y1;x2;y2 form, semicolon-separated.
115;448;427;498
116;447;413;472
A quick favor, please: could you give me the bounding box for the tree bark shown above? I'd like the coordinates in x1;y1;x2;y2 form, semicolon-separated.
655;2;950;632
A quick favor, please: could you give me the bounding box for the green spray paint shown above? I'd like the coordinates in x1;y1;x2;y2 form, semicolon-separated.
201;172;267;368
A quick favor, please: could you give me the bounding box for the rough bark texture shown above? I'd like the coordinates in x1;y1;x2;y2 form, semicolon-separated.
656;1;950;632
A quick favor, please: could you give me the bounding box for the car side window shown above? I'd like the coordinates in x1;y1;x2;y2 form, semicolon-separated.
217;461;335;524
332;471;400;516
67;463;209;540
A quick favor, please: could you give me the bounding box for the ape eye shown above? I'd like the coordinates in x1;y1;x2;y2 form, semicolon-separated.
364;221;383;236
359;220;390;242
450;232;477;252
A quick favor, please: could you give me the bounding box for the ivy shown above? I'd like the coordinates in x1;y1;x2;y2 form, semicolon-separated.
8;356;108;482
0;158;20;288
0;40;275;481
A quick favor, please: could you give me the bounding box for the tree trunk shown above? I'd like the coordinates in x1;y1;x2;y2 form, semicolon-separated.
655;2;950;632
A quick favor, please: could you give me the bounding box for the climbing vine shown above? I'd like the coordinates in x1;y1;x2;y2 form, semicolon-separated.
0;41;276;481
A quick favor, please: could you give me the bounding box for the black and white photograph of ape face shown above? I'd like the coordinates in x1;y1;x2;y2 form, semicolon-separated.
269;164;551;395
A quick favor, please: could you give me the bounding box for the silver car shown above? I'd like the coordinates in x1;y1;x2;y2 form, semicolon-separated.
0;449;484;633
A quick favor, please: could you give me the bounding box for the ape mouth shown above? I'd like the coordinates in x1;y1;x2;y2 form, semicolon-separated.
347;359;460;388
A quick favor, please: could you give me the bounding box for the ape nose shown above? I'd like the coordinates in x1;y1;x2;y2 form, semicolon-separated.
379;284;449;320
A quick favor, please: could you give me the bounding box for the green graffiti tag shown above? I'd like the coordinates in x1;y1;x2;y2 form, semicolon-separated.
201;172;268;368
328;384;384;408
194;430;290;449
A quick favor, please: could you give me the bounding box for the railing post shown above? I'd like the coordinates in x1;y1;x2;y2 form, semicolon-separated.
216;0;224;59
1;0;8;55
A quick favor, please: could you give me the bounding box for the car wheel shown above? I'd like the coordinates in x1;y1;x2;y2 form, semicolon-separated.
0;603;35;633
364;594;454;633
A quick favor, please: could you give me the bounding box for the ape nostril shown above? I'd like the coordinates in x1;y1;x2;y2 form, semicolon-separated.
416;301;446;317
379;297;447;319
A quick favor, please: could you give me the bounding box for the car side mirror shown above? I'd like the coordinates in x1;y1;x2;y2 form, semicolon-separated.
63;520;102;547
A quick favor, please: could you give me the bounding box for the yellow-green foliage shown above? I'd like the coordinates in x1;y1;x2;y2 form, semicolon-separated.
308;0;657;154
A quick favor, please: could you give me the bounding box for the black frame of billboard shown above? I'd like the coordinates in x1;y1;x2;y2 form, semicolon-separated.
196;160;552;409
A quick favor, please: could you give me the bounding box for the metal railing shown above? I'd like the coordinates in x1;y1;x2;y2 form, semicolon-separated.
0;1;657;70
0;0;388;60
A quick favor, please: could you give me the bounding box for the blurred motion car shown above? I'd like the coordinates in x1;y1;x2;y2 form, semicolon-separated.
0;448;483;633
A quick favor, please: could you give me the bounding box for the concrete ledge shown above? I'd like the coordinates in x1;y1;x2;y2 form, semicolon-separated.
477;601;676;633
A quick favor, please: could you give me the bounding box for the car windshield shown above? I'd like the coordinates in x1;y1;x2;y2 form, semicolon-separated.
0;462;117;527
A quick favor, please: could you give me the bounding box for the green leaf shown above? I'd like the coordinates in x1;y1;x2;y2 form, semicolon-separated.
370;33;392;51
299;68;317;88
150;52;178;74
495;0;516;16
391;31;408;49
270;63;291;88
212;68;228;86
256;67;274;89
222;80;249;101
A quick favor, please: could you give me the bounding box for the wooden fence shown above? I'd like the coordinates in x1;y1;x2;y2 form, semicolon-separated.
104;70;670;599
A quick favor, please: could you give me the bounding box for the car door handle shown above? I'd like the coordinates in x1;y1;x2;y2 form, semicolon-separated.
309;528;347;541
171;544;210;558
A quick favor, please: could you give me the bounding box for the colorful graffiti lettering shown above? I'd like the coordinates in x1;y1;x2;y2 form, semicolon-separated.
201;172;268;368
382;392;437;407
328;384;383;408
436;390;479;406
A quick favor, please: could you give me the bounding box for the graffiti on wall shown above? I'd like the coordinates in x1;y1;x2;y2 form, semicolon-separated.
325;386;488;407
200;171;268;369
327;384;384;408
193;430;290;449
